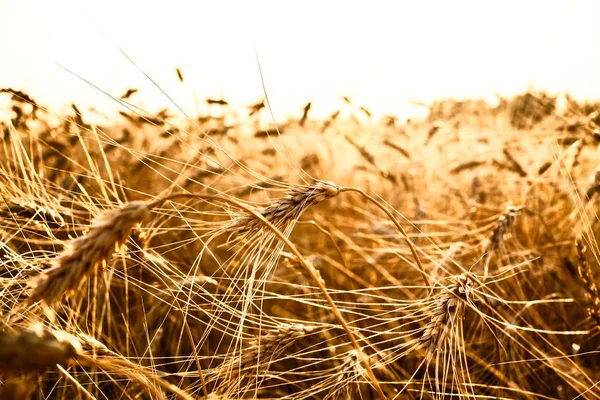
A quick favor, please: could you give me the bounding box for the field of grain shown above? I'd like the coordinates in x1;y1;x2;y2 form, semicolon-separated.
1;86;600;399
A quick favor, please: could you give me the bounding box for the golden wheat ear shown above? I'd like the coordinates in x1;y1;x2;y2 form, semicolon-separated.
576;237;600;326
326;349;366;400
224;180;340;234
27;201;150;306
217;323;321;391
419;274;474;364
0;323;82;377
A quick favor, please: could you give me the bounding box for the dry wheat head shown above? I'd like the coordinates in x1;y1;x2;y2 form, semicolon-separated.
28;201;150;305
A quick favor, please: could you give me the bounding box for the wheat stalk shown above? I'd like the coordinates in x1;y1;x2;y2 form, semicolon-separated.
28;201;150;305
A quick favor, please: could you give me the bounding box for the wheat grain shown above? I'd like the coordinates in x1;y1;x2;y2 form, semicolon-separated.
482;204;519;279
436;242;467;276
345;135;397;183
383;139;411;159
281;251;325;286
232;323;318;375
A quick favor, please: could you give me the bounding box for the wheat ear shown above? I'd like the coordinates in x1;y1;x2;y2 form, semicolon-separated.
28;201;150;305
221;323;320;385
585;168;600;201
0;323;82;376
576;237;600;326
225;180;340;234
325;349;367;400
419;275;474;363
483;204;519;280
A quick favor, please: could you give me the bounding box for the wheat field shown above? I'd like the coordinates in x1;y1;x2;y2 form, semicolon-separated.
0;84;599;399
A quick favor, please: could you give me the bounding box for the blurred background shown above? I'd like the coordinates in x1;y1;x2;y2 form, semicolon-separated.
1;0;599;121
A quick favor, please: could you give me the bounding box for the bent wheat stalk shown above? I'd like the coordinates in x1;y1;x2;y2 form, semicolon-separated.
148;191;388;400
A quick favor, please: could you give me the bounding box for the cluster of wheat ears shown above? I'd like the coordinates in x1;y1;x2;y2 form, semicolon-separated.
1;84;600;399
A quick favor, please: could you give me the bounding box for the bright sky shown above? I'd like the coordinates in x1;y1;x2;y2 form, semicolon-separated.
1;0;599;120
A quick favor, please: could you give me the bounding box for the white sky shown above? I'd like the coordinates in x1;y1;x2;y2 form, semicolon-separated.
1;0;599;120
